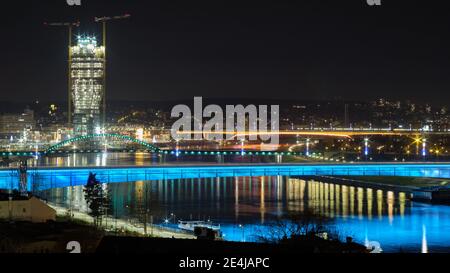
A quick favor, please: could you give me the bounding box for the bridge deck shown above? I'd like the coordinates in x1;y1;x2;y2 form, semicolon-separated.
1;162;450;190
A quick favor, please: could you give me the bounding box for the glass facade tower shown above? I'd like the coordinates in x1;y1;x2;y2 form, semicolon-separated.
70;36;105;136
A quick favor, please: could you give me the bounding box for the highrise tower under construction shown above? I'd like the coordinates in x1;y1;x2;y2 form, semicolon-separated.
70;36;105;136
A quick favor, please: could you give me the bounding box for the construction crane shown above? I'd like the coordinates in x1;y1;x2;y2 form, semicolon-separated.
44;20;80;127
94;13;131;127
43;20;80;220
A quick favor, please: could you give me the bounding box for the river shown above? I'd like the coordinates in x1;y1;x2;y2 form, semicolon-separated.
25;153;450;252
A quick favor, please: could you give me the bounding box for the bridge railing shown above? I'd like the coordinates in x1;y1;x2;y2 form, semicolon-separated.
0;164;445;190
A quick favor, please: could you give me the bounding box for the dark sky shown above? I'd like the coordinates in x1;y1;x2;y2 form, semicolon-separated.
1;0;449;105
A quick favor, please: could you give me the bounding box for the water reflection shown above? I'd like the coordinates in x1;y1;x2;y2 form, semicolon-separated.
43;176;450;252
422;224;428;253
31;152;279;168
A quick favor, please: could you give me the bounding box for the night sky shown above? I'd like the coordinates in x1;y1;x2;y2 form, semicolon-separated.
1;0;449;105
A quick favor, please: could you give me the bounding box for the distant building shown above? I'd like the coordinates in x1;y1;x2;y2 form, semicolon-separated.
0;109;35;137
70;36;105;136
0;196;56;223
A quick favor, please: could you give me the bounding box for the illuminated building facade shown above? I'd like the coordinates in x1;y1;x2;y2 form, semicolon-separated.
70;36;105;136
0;109;35;137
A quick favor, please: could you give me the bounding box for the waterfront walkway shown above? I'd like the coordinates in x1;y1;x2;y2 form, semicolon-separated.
49;203;195;239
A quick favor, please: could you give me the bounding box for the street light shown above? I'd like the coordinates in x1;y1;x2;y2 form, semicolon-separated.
422;138;427;158
413;137;421;156
175;139;180;157
125;204;131;225
171;212;176;224
306;138;310;156
364;138;369;159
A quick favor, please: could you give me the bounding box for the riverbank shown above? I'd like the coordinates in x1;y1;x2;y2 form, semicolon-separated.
0;219;103;253
96;235;368;254
48;203;195;240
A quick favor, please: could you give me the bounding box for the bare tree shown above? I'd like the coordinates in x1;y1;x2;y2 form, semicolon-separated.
255;209;340;244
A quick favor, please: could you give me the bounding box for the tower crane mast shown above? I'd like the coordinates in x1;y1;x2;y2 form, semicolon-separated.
44;20;80;127
94;13;131;127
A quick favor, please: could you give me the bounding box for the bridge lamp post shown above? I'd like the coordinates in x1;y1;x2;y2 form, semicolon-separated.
364;138;369;160
306;138;310;156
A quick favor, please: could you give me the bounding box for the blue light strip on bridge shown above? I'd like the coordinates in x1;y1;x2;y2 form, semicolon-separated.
1;163;450;190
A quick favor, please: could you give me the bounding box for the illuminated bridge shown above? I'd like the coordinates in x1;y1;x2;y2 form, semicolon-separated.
181;128;450;139
1;129;448;157
0;133;305;157
1;162;450;191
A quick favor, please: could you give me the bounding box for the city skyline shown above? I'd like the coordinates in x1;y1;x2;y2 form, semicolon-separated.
2;0;450;259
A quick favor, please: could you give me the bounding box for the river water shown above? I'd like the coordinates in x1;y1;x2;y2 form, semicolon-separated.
32;153;450;253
